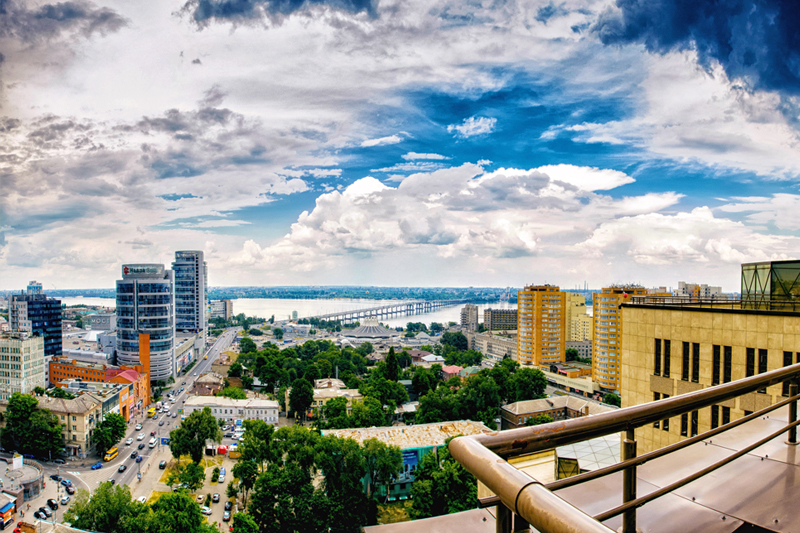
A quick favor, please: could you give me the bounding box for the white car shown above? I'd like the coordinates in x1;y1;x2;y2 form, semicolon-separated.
125;438;133;446
135;424;142;430
137;496;147;504
200;506;213;516
137;433;145;441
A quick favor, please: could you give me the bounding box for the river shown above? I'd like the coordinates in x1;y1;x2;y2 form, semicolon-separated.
59;297;514;328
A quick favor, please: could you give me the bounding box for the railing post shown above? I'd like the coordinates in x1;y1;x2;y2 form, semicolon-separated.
622;428;637;533
789;382;798;445
496;502;511;533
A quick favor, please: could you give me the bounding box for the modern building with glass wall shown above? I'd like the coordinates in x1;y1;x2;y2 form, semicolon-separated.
9;282;61;384
172;251;207;349
741;260;800;309
115;264;175;382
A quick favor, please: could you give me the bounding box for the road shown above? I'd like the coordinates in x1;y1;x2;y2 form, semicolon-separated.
32;328;239;525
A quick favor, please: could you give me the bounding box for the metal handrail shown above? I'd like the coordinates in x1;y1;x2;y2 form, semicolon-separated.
449;362;800;533
470;361;800;458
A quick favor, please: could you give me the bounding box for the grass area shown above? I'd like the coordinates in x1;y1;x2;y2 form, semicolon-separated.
377;501;412;524
147;491;170;505
200;456;223;469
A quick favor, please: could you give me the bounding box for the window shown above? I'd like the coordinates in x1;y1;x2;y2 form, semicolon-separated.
722;406;731;425
758;349;768;394
711;405;719;429
712;345;721;386
784;351;793;396
680;413;688;436
723;346;732;383
691;343;700;383
72;425;76;431
746;348;755;377
664;340;671;377
72;416;76;421
653;393;660;428
682;342;690;381
691;410;698;437
663;395;669;431
654;339;662;375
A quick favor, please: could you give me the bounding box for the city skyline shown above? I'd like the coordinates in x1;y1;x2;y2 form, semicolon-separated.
3;1;800;291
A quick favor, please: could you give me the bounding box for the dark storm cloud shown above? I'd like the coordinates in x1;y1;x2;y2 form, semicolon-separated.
179;0;378;28
536;2;569;23
593;0;800;94
0;0;128;43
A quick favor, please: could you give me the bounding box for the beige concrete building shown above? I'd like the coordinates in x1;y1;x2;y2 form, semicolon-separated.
517;285;566;367
466;331;517;363
565;293;589;341
571;313;594;342
483;308;517;331
460;304;479;332
0;332;46;401
184;396;279;424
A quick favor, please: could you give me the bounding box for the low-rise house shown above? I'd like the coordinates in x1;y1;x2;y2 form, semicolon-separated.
441;365;463;381
183;396;279;424
500;396;616;430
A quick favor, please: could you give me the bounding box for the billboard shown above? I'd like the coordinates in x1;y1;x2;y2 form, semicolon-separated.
12;454;22;470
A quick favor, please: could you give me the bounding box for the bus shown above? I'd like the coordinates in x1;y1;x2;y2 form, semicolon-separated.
103;447;119;461
147;407;156;418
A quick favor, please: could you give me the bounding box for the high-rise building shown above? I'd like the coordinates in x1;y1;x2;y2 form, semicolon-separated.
571;314;593;342
209;299;233;320
460;304;479;332
9;282;62;384
565;293;588;341
483;308;517;331
0;332;46;400
172;251;207;343
517;285;566;367
116;264;175;382
677;281;722;299
592;285;647;393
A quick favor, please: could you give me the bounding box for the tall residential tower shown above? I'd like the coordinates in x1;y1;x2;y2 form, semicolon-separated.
172;251;208;344
517;285;566;367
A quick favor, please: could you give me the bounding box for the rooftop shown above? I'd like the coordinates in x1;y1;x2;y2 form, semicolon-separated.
344;318;398;339
323;420;490;450
503;396;615;416
33;394;100;414
184;396;279;409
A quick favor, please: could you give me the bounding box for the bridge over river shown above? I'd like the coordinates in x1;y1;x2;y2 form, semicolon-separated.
304;299;470;322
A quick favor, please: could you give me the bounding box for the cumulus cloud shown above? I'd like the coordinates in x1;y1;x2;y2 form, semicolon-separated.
361;135;404;147
0;0;128;43
402;152;449;161
718;194;800;231
179;0;378;28
447;116;497;138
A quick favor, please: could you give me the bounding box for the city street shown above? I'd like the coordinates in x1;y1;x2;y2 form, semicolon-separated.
26;328;239;527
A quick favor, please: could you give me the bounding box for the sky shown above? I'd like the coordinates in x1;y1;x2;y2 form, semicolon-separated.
3;0;800;292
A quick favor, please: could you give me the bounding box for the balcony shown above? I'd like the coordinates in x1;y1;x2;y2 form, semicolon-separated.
449;363;800;533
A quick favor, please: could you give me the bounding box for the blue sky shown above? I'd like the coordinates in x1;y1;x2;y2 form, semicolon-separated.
3;0;800;291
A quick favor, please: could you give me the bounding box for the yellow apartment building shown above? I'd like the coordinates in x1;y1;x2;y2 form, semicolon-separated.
593;286;647;393
517;285;566;366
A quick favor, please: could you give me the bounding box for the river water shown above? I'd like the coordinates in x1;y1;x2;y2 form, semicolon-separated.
59;297;514;328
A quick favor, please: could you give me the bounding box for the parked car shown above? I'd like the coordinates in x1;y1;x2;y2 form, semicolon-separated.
138;443;145;450
91;462;103;470
53;458;66;465
200;506;212;516
118;464;127;473
131;451;138;459
224;433;234;438
60;495;70;505
61;478;72;487
137;496;147;504
224;501;232;511
39;506;52;517
125;437;133;446
159;460;167;469
136;455;143;463
33;511;45;520
50;474;62;482
107;479;115;486
137;433;145;441
223;511;231;521
196;495;204;503
212;493;220;503
47;499;58;510
66;485;76;494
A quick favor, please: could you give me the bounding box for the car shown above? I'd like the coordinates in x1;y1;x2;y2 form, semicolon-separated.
136;455;143;463
39;506;52;517
137;496;147;504
172;413;177;418
107;479;115;486
22;454;34;459
135;423;143;430
223;511;231;521
182;381;186;385
138;443;145;450
194;372;198;376
196;494;204;503
137;433;145;441
60;495;70;505
125;437;133;446
50;474;62;482
224;433;234;438
159;460;167;469
151;431;156;436
212;493;220;503
53;458;66;465
131;451;138;459
47;499;58;510
33;511;45;520
66;485;75;494
61;478;72;487
118;464;127;473
158;420;164;426
91;462;103;470
200;506;212;516
224;501;232;511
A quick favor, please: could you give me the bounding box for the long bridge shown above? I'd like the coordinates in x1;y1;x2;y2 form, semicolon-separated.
304;299;470;322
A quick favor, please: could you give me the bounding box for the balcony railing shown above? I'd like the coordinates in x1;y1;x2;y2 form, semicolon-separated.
627;295;800;312
449;362;800;533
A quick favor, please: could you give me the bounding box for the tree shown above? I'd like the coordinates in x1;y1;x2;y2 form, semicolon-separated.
410;437;476;519
33;386;45;396
349;397;387;428
241;374;254;390
149;491;216;533
565;347;579;361
355;342;374;356
238;420;275;472
248;328;263;336
289;378;314;420
239;337;257;354
458;373;502;429
320;397;350;429
273;328;284;340
526;414;554;426
509;367;548;402
248;462;328;533
228;362;243;378
440;332;468;351
166;461;206;491
269;315;275;325
303;364;320;382
603;393;621;407
63;482;150;533
218;387;247;400
232;460;259;509
232;512;259;533
384;348;400;382
49;387;75;399
362;438;402;500
430;322;444;334
0;393;63;459
416;387;461;424
169;407;222;463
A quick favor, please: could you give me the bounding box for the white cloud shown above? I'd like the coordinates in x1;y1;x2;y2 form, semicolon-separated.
361;135;404;147
447;116;497;138
402;152;449;161
191;220;252;228
717;194;800;231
